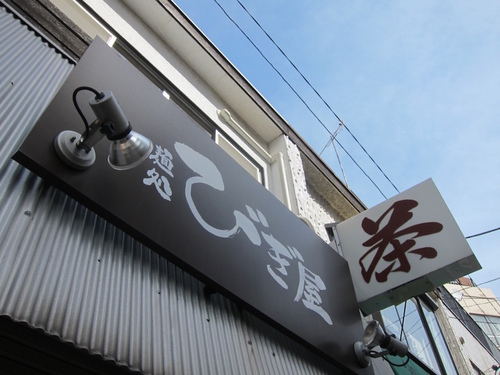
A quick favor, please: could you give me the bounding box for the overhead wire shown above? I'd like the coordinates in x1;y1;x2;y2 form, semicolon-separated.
193;1;500;243
467;286;500;346
208;0;500;247
210;0;394;199
181;1;500;363
466;226;500;239
446;278;500;348
235;0;399;189
471;281;500;316
459;295;500;304
452;275;500;292
234;0;400;194
477;276;500;287
400;300;408;341
319;137;334;156
320;125;350;187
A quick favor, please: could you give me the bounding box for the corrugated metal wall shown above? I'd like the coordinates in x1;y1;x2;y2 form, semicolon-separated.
0;6;342;374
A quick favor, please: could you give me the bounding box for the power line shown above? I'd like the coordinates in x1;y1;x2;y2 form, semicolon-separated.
210;0;394;199
478;276;500;287
461;294;500;302
234;0;400;194
449;276;500;297
318;128;387;198
320;126;350;187
210;0;328;132
333;137;387;199
466;226;500;239
470;281;500;327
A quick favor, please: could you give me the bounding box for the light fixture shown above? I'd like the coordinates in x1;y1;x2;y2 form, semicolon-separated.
54;87;153;170
354;320;409;368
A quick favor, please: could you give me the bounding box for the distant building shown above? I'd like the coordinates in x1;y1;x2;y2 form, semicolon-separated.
446;278;500;350
428;278;500;374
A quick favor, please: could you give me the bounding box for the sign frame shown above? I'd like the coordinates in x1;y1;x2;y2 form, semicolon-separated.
336;179;481;315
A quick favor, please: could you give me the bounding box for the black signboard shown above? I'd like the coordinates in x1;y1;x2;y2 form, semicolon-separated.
14;39;371;374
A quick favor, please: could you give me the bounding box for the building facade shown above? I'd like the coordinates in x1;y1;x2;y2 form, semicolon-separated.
446;278;500;351
0;1;497;374
439;278;500;373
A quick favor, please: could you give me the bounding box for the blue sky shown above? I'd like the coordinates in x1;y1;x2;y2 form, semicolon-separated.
173;0;500;298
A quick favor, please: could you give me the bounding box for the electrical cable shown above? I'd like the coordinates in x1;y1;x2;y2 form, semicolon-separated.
383;354;411;367
72;86;102;136
400;301;407;341
478;276;500;287
385;306;419;333
332;137;349;187
451;275;500;291
334;137;387;199
475;282;500;318
211;0;329;135
447;278;500;349
234;0;400;194
319;137;334;156
466;226;500;239
460;296;500;305
210;0;391;199
322;125;350;187
469;295;500;351
212;5;500;356
447;283;497;306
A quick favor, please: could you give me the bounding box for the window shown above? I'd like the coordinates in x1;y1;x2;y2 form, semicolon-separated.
379;297;457;375
382;299;442;373
112;42;269;186
420;300;457;374
471;314;500;349
215;131;264;184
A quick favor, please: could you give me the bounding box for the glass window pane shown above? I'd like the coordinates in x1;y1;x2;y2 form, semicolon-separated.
215;132;264;184
386;354;436;375
471;314;500;349
381;300;442;374
420;301;458;374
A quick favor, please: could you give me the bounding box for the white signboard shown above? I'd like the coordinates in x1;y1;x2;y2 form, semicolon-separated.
336;179;481;315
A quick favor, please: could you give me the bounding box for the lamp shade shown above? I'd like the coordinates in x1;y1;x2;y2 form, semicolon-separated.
108;130;153;170
362;320;386;348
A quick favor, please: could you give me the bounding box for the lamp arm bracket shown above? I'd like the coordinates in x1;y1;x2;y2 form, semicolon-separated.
77;119;106;152
369;349;391;358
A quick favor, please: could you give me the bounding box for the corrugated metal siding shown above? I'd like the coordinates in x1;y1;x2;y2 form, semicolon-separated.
0;6;341;374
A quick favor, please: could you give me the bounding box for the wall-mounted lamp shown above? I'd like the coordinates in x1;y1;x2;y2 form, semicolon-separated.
54;87;153;170
354;320;409;368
